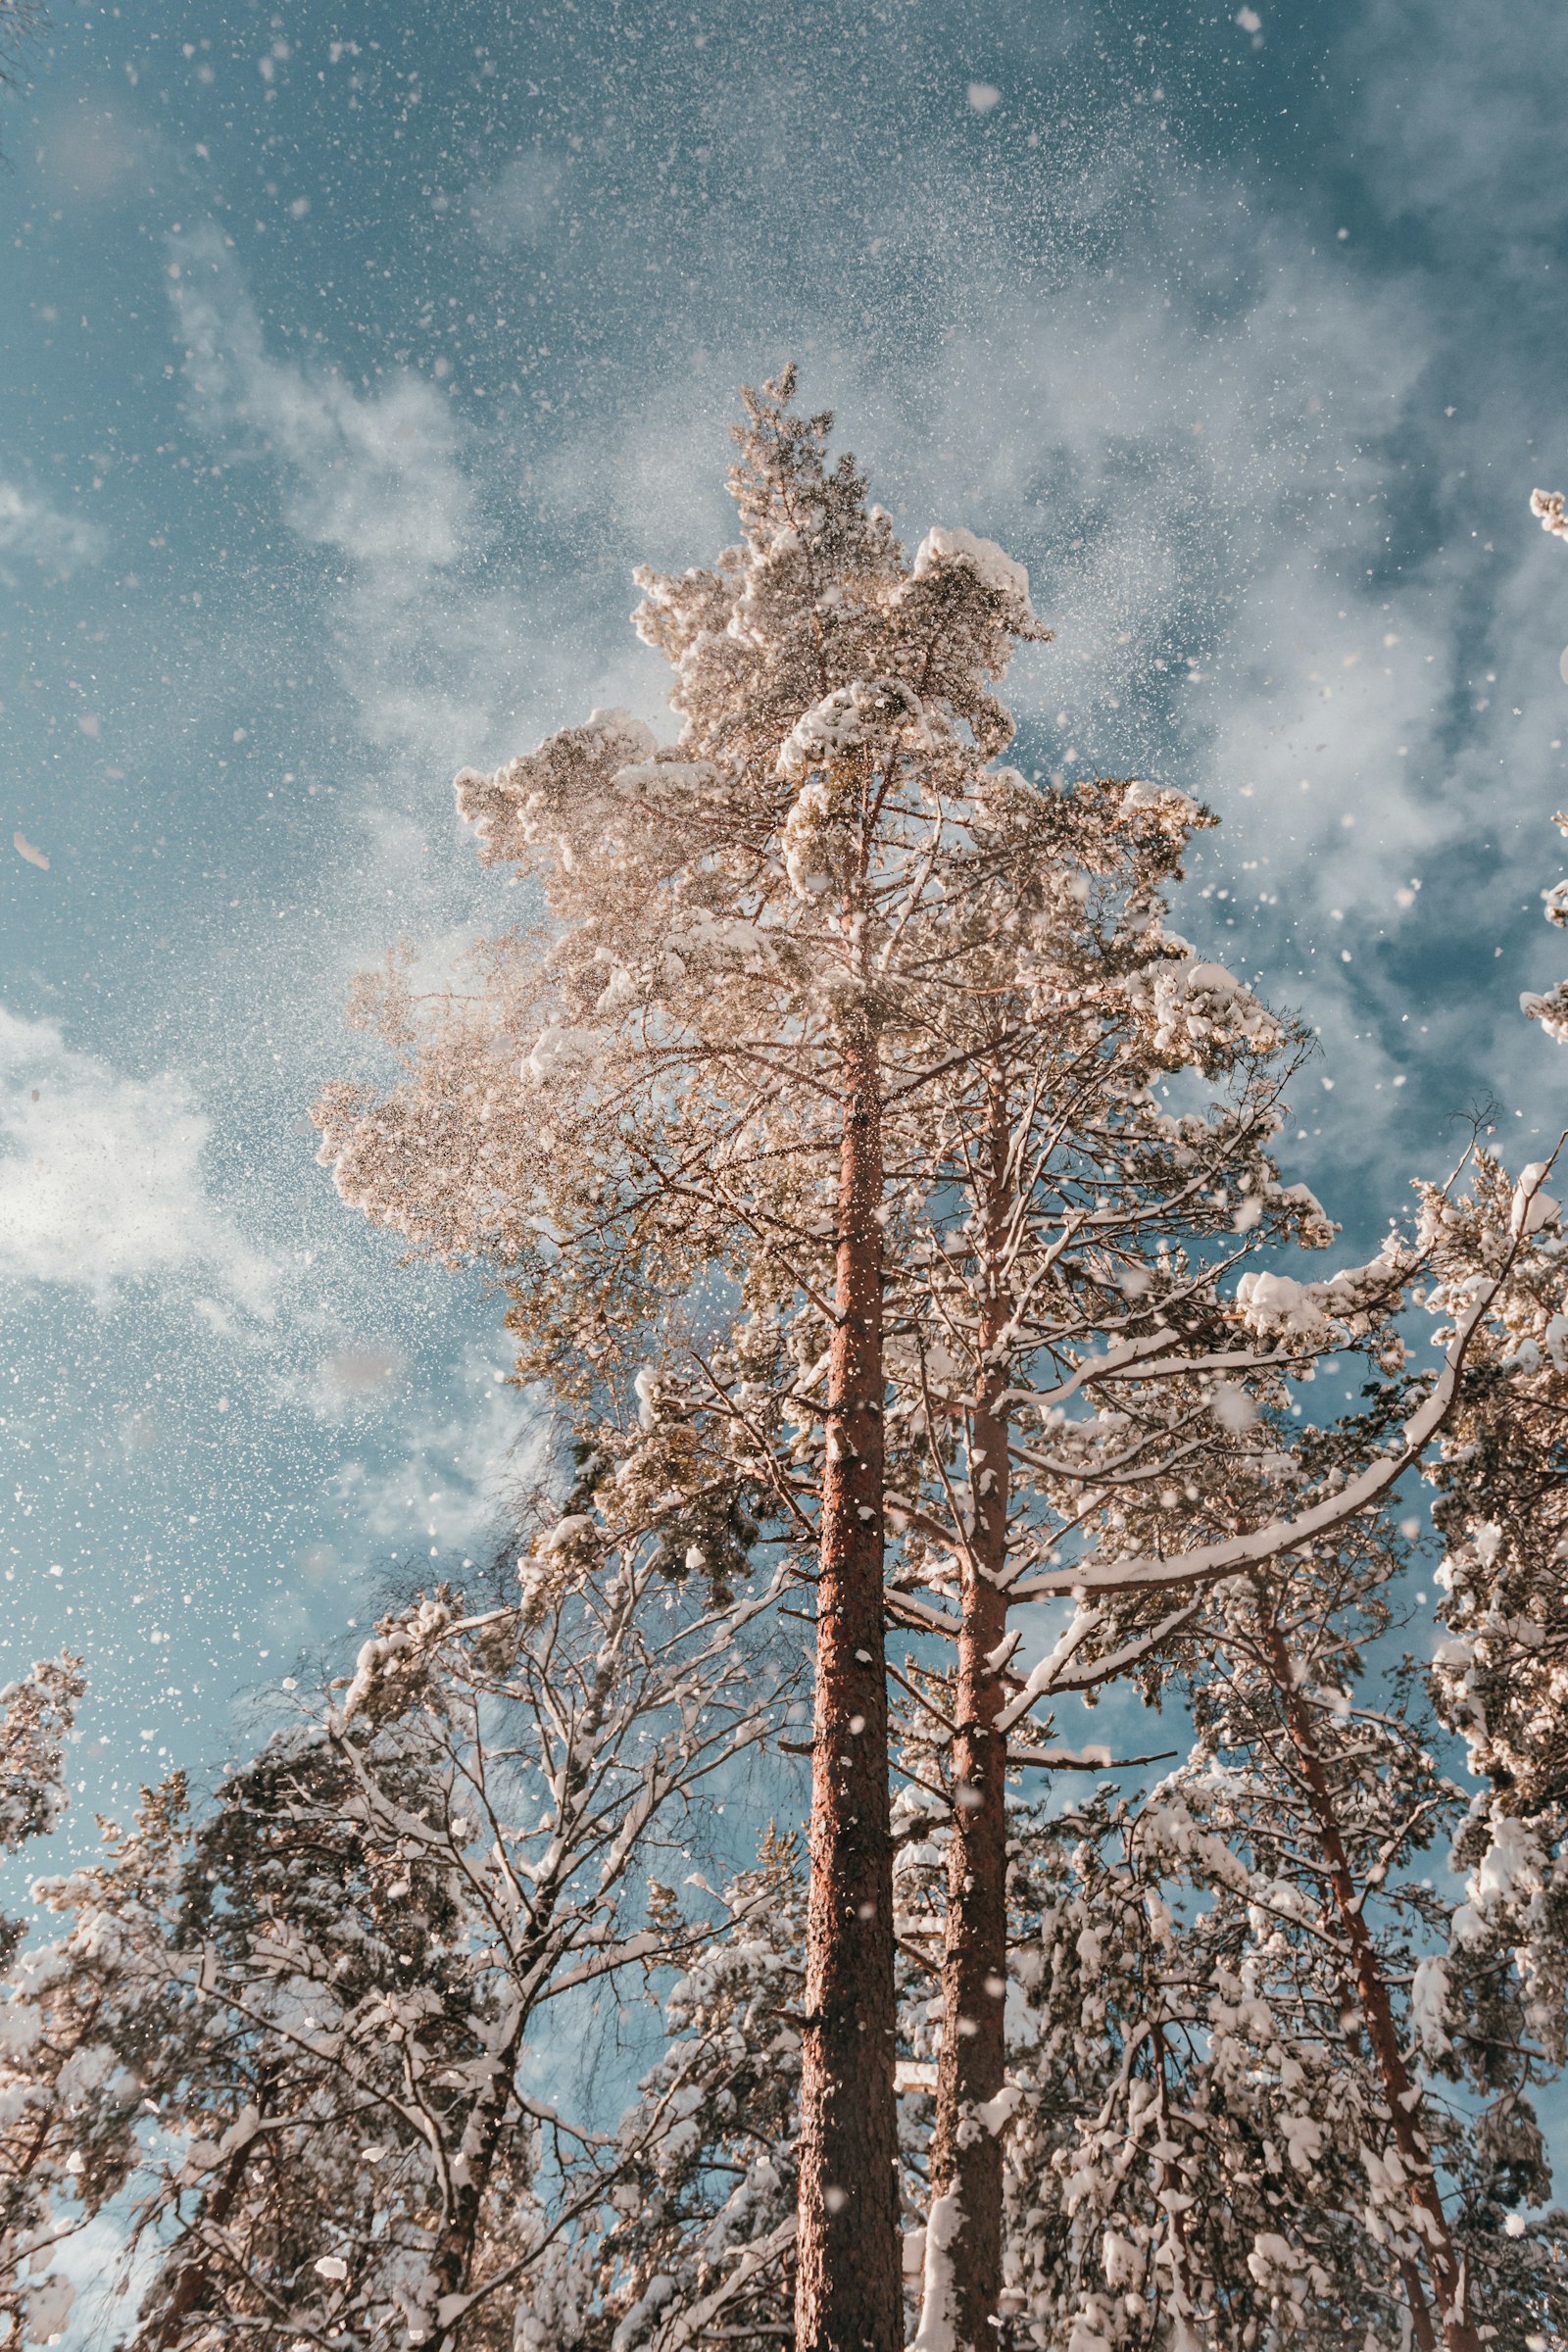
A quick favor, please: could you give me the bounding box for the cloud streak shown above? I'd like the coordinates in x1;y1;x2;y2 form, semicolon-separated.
0;481;107;586
0;1008;274;1311
166;223;550;777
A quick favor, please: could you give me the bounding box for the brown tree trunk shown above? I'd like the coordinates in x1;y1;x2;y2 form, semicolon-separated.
1398;2260;1441;2352
425;1622;630;2348
796;1024;901;2352
1259;1615;1480;2352
425;2038;521;2352
924;1097;1012;2351
144;2072;275;2348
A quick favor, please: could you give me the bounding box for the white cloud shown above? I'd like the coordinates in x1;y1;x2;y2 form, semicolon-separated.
0;481;107;586
1346;0;1568;248
0;1008;274;1310
1188;564;1458;919
170;223;471;576
166;224;546;772
528;369;740;578
468;147;565;251
328;1349;544;1558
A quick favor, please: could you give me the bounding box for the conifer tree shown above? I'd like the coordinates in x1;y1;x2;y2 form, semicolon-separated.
1381;483;1568;2350
566;1829;807;2350
850;785;1330;2351
888;1501;1568;2352
317;370;1054;2351
0;1657;82;1978
808;772;1517;2344
1187;1540;1499;2352
1419;1150;1568;2028
0;1510;783;2351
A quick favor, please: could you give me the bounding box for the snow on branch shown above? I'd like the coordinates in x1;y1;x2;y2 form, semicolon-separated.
1007;1152;1561;1610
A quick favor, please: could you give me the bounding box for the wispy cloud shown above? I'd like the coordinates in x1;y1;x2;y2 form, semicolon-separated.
0;1008;274;1311
0;481;108;586
166;223;553;775
327;1348;544;1562
468;146;566;252
1346;0;1568;254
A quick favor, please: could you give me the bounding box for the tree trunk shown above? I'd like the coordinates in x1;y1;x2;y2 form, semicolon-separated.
1259;1615;1480;2352
426;1631;629;2350
424;2034;522;2352
920;1099;1012;2352
143;2071;275;2349
1398;2260;1441;2352
796;1025;901;2352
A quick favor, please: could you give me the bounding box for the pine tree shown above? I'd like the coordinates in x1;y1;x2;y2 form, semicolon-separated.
853;785;1339;2351
1420;1149;1568;2027
1187;1534;1493;2352
317;370;1054;2351
980;1519;1563;2351
0;1658;98;2352
832;784;1510;2344
0;1657;82;1978
996;1782;1401;2352
1401;1145;1568;2352
1393;498;1568;2349
566;1562;1568;2352
566;1829;806;2350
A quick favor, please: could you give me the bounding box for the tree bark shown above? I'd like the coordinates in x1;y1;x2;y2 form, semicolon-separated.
922;1097;1012;2351
424;2015;526;2352
143;2069;276;2349
796;1024;901;2352
1259;1614;1480;2352
426;1621;630;2349
1397;2260;1441;2352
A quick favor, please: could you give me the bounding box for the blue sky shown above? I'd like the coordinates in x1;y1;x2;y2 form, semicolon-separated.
4;0;1568;1825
